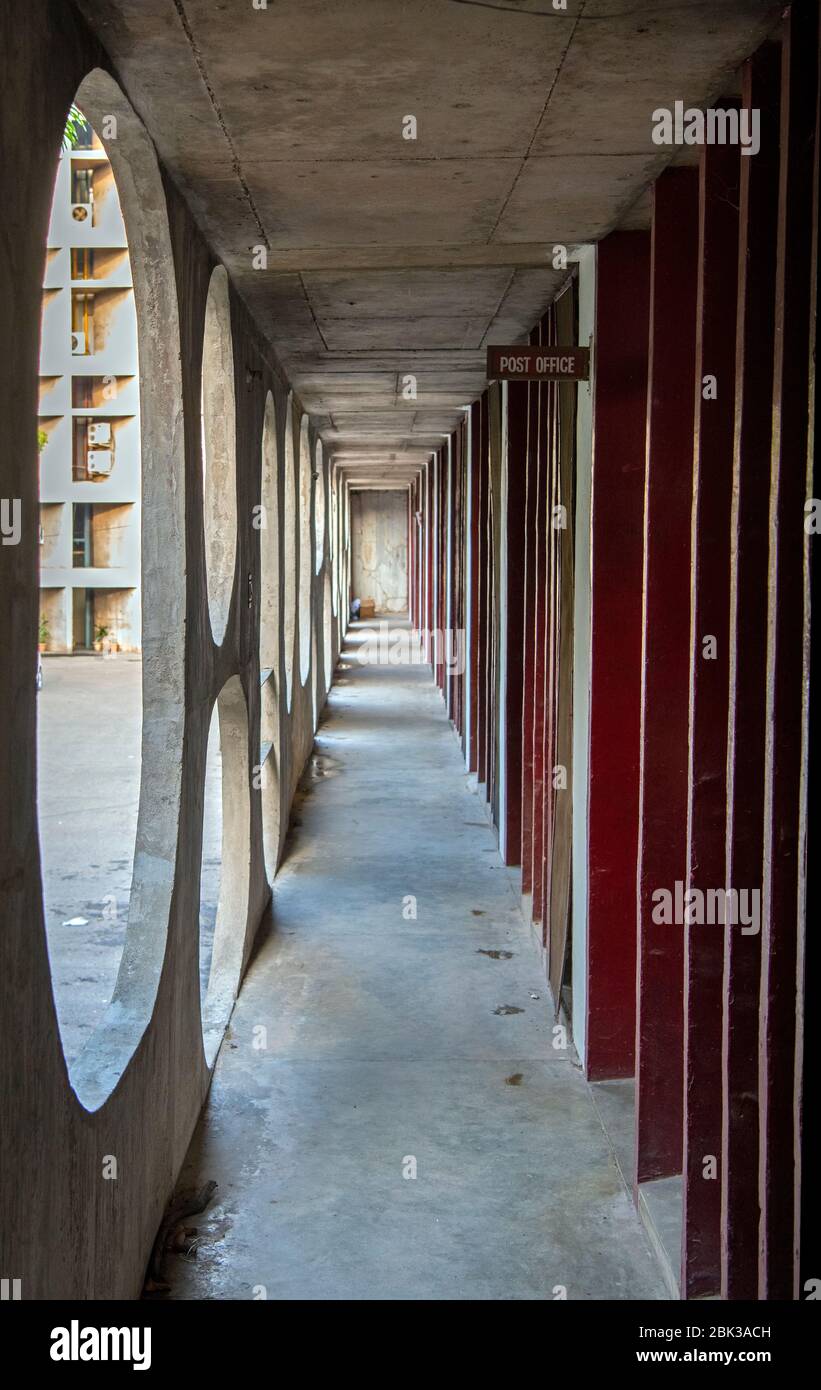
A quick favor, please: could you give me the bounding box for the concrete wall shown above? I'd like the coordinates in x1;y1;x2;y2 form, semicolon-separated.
0;0;342;1298
350;488;409;614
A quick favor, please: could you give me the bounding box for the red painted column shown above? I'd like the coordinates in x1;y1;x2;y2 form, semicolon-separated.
759;1;818;1301
437;448;446;692
454;426;464;736
530;311;550;928
532;310;552;929
468;402;481;773
722;42;781;1302
486;388;500;810
502;381;528;865
798;2;820;1297
682;121;741;1301
450;427;462;729
520;328;540;895
585;231;650;1083
541;316;560;945
416;471;424;631
635;167;700;1186
428;454;437;668
477;392;491;788
407;484;414;626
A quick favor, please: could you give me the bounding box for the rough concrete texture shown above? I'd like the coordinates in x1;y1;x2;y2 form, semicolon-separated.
351;489;409;614
74;0;778;482
0;0;339;1297
166;623;663;1300
0;0;783;1302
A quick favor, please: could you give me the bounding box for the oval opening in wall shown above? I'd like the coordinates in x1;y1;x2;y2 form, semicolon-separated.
201;265;238;647
36;71;186;1112
199;675;251;1068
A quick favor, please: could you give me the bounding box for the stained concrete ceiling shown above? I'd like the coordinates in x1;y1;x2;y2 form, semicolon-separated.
76;0;778;481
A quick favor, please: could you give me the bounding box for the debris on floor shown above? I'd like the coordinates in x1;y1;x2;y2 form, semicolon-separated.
143;1180;218;1296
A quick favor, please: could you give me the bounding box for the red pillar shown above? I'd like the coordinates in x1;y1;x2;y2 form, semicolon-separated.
539;311;559;939
502;382;528;865
682;119;741;1301
431;457;438;671
436;449;446;692
530;311;550;928
407;483;414;626
468;402;481;773
635;167;700;1185
759;1;818;1301
722;42;781;1302
520;328;540;895
531;310;552;929
477;393;491;789
585;231;650;1082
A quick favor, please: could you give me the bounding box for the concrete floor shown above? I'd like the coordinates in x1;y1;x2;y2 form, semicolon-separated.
37;656;221;1068
168;622;665;1301
37;655;142;1066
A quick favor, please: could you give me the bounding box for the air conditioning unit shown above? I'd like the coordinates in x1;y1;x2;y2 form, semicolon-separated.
88;421;111;446
87;449;113;476
71;331;87;355
71;202;91;222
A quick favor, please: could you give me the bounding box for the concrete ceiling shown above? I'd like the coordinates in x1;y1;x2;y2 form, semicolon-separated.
76;0;778;480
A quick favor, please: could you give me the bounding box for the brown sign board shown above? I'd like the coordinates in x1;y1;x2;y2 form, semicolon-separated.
487;345;590;382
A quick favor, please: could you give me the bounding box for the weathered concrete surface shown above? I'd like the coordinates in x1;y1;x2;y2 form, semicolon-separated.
167;623;664;1300
0;0;783;1304
74;0;779;478
0;0;338;1298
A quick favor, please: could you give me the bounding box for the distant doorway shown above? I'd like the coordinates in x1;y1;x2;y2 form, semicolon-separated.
350;489;408;617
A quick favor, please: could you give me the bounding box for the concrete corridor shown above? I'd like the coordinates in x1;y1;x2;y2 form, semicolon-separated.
170;621;663;1301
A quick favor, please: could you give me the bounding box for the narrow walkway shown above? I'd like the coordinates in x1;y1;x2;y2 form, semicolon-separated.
171;622;663;1301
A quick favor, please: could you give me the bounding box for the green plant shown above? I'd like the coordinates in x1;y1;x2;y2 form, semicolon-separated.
38;428;48;453
62;104;89;152
94;624;109;644
39;615;49;644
